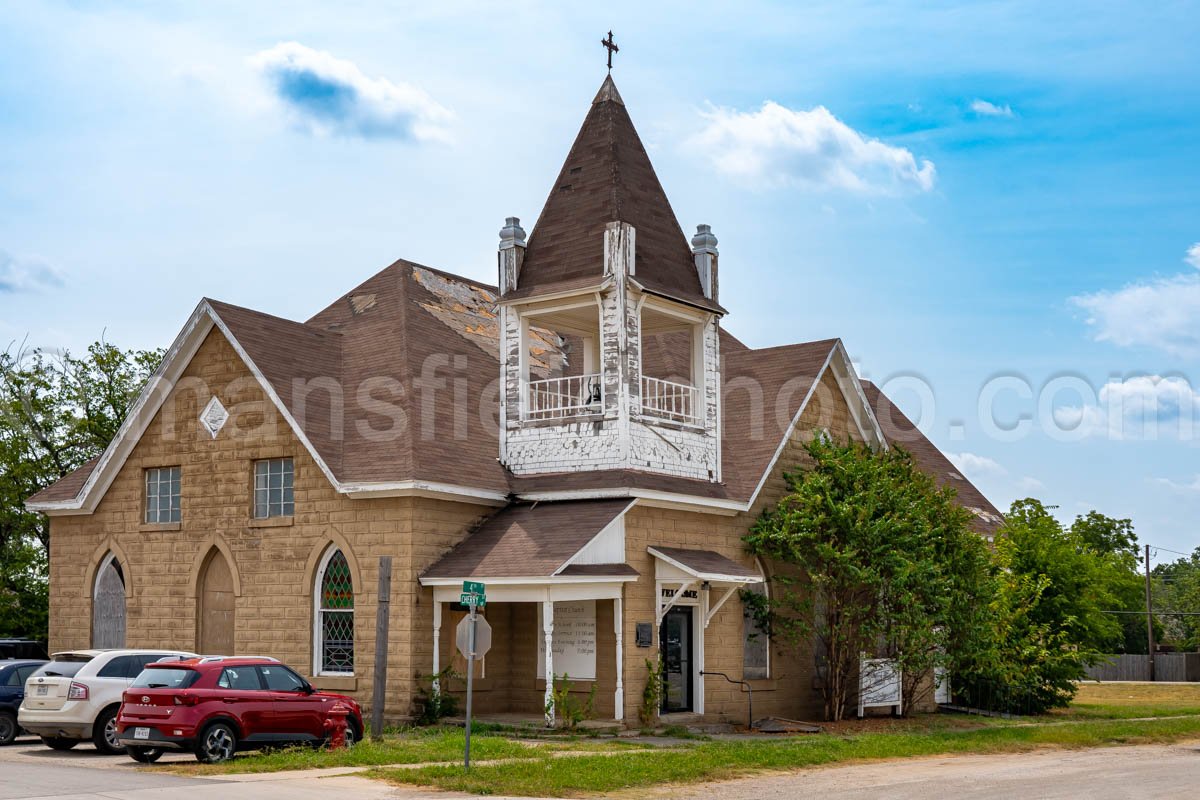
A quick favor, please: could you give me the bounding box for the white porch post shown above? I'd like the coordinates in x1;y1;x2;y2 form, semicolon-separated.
431;600;442;692
543;599;555;727
614;597;624;721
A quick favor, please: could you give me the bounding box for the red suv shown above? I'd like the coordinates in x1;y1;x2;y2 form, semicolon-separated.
115;657;363;763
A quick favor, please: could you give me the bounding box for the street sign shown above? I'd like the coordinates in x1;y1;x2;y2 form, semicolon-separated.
457;597;489;770
462;580;485;595
456;615;492;661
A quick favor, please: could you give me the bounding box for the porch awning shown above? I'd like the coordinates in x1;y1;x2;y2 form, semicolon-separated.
420;498;636;583
647;546;763;584
649;546;763;627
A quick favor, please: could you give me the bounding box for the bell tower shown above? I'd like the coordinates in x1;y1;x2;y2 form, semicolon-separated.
497;76;724;483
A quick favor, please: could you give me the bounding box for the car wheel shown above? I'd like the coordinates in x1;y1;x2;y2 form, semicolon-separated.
92;706;124;755
0;712;17;746
126;746;164;764
41;736;79;751
195;721;237;764
344;719;360;748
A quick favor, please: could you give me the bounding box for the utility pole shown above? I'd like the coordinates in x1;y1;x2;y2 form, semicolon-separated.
1145;544;1156;682
371;556;392;739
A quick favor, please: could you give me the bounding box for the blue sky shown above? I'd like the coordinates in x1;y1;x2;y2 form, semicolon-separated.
2;1;1199;557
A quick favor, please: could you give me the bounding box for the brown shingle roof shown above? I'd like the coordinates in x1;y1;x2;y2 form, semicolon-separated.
860;380;1005;536
507;76;723;314
648;546;761;580
422;499;633;579
25;456;101;504
721;339;840;502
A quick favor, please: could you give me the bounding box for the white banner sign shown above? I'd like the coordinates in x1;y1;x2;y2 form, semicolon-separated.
537;600;597;681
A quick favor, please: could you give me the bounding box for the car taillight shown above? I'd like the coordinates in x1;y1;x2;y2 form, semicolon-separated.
174;693;199;706
68;682;89;701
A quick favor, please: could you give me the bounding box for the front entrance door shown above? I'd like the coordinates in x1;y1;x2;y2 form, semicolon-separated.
660;606;693;713
198;550;236;655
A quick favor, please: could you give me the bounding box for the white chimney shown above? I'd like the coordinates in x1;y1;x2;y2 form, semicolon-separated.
498;216;527;294
691;224;718;302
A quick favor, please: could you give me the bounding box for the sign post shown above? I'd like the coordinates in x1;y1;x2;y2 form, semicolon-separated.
456;581;489;769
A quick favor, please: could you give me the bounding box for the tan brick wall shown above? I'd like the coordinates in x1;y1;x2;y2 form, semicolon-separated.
48;329;490;721
622;368;864;725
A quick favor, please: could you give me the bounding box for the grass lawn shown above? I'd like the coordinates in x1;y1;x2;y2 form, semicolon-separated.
372;716;1200;797
163;683;1200;795
163;727;645;776
1054;681;1200;719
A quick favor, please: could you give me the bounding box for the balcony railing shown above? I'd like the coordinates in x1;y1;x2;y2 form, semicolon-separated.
525;373;603;421
641;376;700;425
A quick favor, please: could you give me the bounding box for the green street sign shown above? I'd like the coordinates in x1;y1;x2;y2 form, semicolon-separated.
460;593;486;607
462;580;486;595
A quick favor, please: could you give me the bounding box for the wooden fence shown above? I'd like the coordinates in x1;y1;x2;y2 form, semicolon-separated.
1084;653;1200;682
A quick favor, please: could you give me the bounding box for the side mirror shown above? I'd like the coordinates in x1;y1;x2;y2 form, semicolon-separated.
305;683;317;695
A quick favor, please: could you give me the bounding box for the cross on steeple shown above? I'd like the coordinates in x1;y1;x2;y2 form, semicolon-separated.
601;31;619;72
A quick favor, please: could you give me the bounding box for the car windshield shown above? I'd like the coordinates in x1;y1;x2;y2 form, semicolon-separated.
32;659;88;678
131;667;199;689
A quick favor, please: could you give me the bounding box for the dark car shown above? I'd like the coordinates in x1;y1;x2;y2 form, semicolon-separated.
0;659;48;745
116;656;363;763
0;640;48;661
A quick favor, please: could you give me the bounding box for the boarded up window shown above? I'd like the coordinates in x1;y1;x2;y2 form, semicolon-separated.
743;579;769;680
92;555;126;649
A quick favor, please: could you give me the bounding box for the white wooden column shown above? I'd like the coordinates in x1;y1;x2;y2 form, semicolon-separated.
542;600;555;726
431;601;442;692
614;597;624;721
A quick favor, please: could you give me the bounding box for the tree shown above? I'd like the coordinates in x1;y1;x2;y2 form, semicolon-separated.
744;436;990;721
1153;549;1200;650
1068;512;1147;653
0;340;162;640
958;500;1118;714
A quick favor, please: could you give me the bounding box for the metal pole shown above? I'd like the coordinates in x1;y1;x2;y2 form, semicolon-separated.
1145;544;1156;682
371;556;392;740
464;602;476;769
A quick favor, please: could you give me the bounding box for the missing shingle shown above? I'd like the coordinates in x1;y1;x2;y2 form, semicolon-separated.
349;293;377;315
569;166;582;174
558;183;573;192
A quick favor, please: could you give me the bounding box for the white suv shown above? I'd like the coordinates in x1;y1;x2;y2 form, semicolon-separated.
20;649;196;754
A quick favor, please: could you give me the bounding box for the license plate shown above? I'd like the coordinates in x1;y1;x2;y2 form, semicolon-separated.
134;727;150;740
36;686;48;696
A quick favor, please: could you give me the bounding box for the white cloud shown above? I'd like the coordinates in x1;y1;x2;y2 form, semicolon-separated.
1071;244;1200;357
1053;375;1200;440
1016;476;1045;492
1186;242;1200;269
970;99;1014;117
690;102;935;194
0;250;64;293
947;451;1007;479
1154;475;1200;494
250;42;452;142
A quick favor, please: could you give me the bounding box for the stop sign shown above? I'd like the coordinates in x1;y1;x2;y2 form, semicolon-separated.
456;615;492;661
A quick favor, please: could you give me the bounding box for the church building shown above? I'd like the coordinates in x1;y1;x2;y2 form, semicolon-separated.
27;73;1002;725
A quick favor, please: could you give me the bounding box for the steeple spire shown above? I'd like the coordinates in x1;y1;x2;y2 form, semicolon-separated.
506;75;724;314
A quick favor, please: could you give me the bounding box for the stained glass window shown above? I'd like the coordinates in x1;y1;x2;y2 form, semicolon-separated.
318;548;354;674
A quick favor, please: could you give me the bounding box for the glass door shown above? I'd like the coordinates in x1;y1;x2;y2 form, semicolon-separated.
660;606;693;713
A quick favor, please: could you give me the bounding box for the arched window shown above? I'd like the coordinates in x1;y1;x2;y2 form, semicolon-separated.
314;547;354;675
93;553;126;649
742;559;770;680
